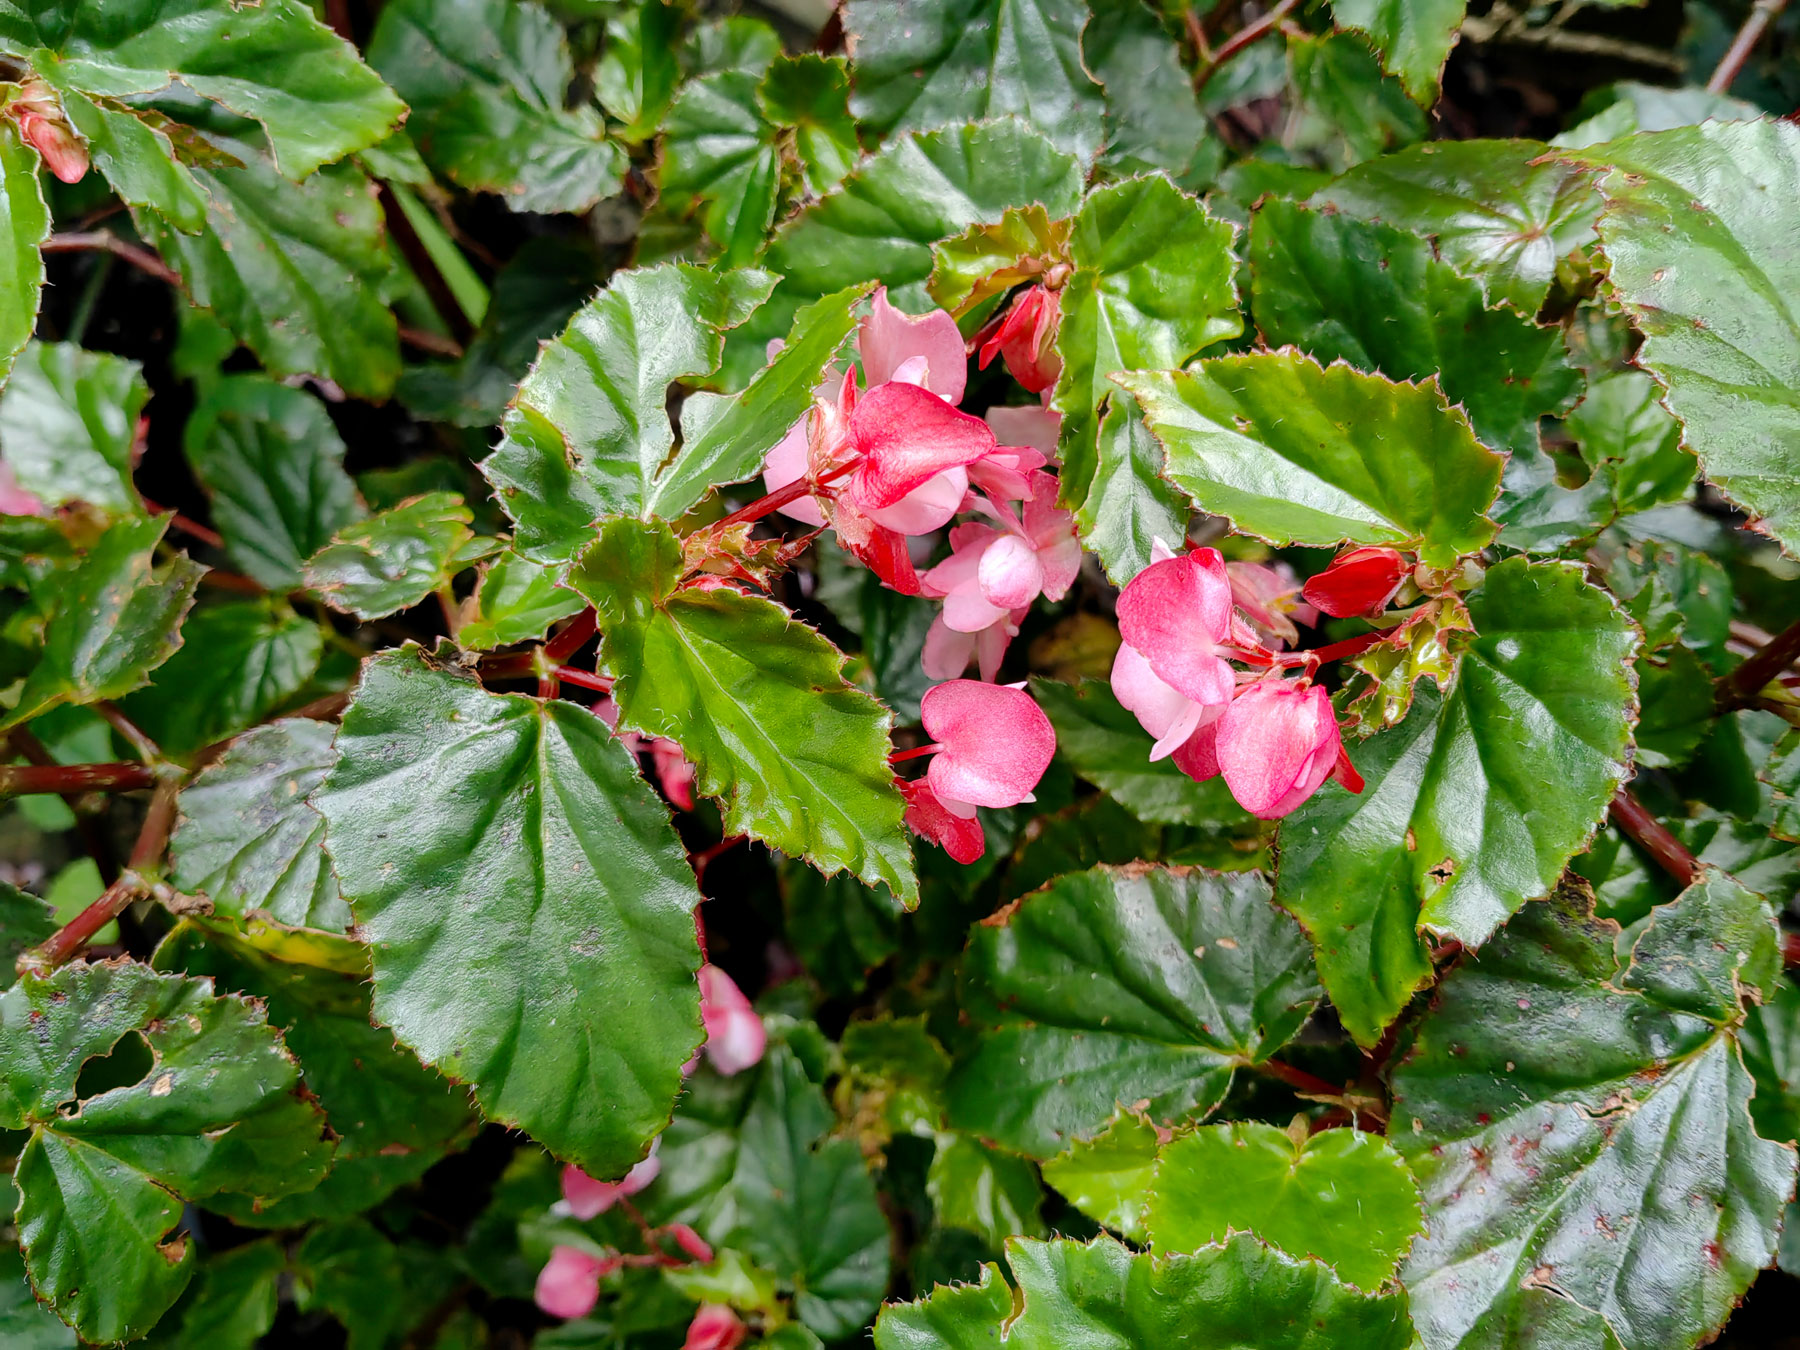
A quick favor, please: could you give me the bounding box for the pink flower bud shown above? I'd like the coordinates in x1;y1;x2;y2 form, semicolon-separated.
1301;546;1409;619
561;1139;661;1219
683;1304;747;1350
1211;681;1362;819
921;679;1055;809
900;777;986;863
979;286;1062;393
535;1245;608;1319
667;1223;714;1264
699;964;766;1076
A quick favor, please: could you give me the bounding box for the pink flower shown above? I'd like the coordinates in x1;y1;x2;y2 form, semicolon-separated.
979;285;1062;393
12;82;87;184
699;964;765;1075
535;1245;617;1319
921;603;1023;683
1109;543;1242;759
651;740;696;811
1301;546;1411;618
683;1304;747;1350
899;778;986;863
860;287;966;403
667;1223;714;1264
561;1139;661;1220
984;405;1062;458
1226;561;1317;648
842;381;996;515
921;680;1055;809
1181;680;1364;819
0;463;44;517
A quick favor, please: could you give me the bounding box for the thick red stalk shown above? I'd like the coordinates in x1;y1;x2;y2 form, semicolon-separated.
1609;788;1703;887
0;762;155;797
1708;0;1790;92
1719;615;1800;710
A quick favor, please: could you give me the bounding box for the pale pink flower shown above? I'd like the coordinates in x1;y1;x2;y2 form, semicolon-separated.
683;1304;747;1350
561;1139;661;1220
535;1245;615;1319
0;463;44;517
1109;542;1239;759
699;964;765;1076
1180;680;1363;819
1225;560;1317;648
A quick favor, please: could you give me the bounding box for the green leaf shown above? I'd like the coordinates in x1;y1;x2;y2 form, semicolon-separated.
928;1133;1045;1250
948;865;1319;1158
1275;558;1638;1044
291;1218;457;1350
1310;139;1599;312
47;88;211;233
661;69;780;265
873;1233;1415;1349
0;883;57;972
117;599;321;757
366;0;626;214
1286;32;1427;171
595;0;684;142
0;0;402;177
155;920;475;1226
458;551;583;651
843;0;1104;159
0;1244;76;1350
1031;677;1254;827
1246;199;1582;544
0;341;149;518
1566;369;1694;522
138;1239;283;1350
1052;175;1243;583
1634;641;1715;771
1083;0;1219;181
1121;353;1504;567
780;861;903;998
0;961;333;1343
1553;80;1765;151
1329;0;1466;105
170;717;350;932
314;646;703;1176
1041;1111;1161;1242
303;492;476;620
758;55;860;197
1392;874;1794;1349
183;375;365;593
1146;1124;1422;1290
0;123;47;392
141;155;401;400
1742;978;1800;1145
1765;729;1800;844
727;1045;891;1338
1562;121;1800;554
3;516;204;730
572;517;916;905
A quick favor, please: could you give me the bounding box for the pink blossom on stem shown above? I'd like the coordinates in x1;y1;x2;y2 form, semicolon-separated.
1186;680;1364;819
699;964;766;1075
1301;545;1410;618
535;1246;614;1319
12;82;87;184
979;285;1062;393
667;1223;714;1264
0;463;44;517
920;680;1055;809
1109;546;1238;755
843;381;996;512
561;1139;661;1219
683;1304;748;1350
899;777;987;864
859;288;966;402
1225;560;1317;648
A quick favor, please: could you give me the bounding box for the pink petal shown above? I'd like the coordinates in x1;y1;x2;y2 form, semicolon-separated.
1301;546;1411;619
985;405;1062;457
976;616;1020;682
979;286;1062;393
833;498;920;594
900;779;986;863
651;740;696;811
761;418;828;527
977;534;1046;610
1172;716;1222;783
1116;549;1236;704
943;585;1011;635
1110;644;1194;743
847;382;996;510
864;466;968;535
668;1224;714;1264
535;1246;606;1320
860;288;967;405
1215;682;1341;819
0;464;43;517
922;615;978;680
561;1140;662;1219
699;964;766;1076
919;527;997;599
922;680;1055;808
684;1304;749;1350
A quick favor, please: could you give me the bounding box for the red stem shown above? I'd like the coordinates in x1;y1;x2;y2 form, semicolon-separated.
1720;615;1800;710
707;458;858;537
1255;1057;1342;1099
1195;0;1302;91
0;762;155;796
1609;788;1703;887
43;231;182;287
887;744;941;764
544;610;598;664
141;497;225;550
554;667;613;694
1708;0;1790;92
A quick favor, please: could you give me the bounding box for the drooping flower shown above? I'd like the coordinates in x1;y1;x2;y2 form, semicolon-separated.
899;777;986;864
534;1245;616;1320
1109;543;1241;759
921;680;1055;809
1181;680;1364;819
979;285;1062;393
698;964;766;1076
682;1304;748;1350
1301;546;1410;618
560;1138;661;1220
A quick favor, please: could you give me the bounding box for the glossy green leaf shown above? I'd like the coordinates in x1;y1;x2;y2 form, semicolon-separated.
1146;1124;1422;1290
1553;80;1764;151
303;492;476;620
1122;353;1503;567
948;865;1319;1158
928;1134;1044;1250
0;882;56;971
183;375;364;592
170;717;350;932
727;1045;891;1338
1563;121;1800;553
141;154;401;400
1329;0;1466;105
1277;558;1637;1044
844;0;1104;159
1634;641;1714;770
0;123;48;391
1310;139;1599;312
594;0;684;142
458;551;582;651
1032;677;1254;827
1041;1111;1161;1243
156;920;475;1226
1766;729;1800;844
1247;199;1581;543
0;0;403;178
47;87;211;233
780;862;903;998
366;0;626;214
874;1233;1415;1349
0;341;149;518
315;645;702;1176
759;54;860;197
1053;175;1242;582
138;1239;283;1350
1742;978;1800;1146
573;517;916;904
0;961;332;1343
3;515;203;730
659;68;779;265
1084;0;1218;180
1392;874;1794;1349
1566;369;1695;522
1286;32;1427;171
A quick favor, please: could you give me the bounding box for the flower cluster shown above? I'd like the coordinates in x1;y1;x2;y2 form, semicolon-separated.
1111;541;1389;820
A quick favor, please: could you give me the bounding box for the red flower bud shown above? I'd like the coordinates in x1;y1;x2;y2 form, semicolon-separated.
1300;547;1409;618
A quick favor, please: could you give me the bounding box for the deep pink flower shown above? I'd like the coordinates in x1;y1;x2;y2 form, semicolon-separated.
843;381;996;512
979;285;1062;393
667;1223;714;1264
561;1140;661;1220
535;1245;616;1320
683;1304;747;1350
13;83;87;184
899;778;987;864
1189;681;1364;819
699;964;765;1076
1301;546;1410;618
921;680;1055;810
1115;545;1237;707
